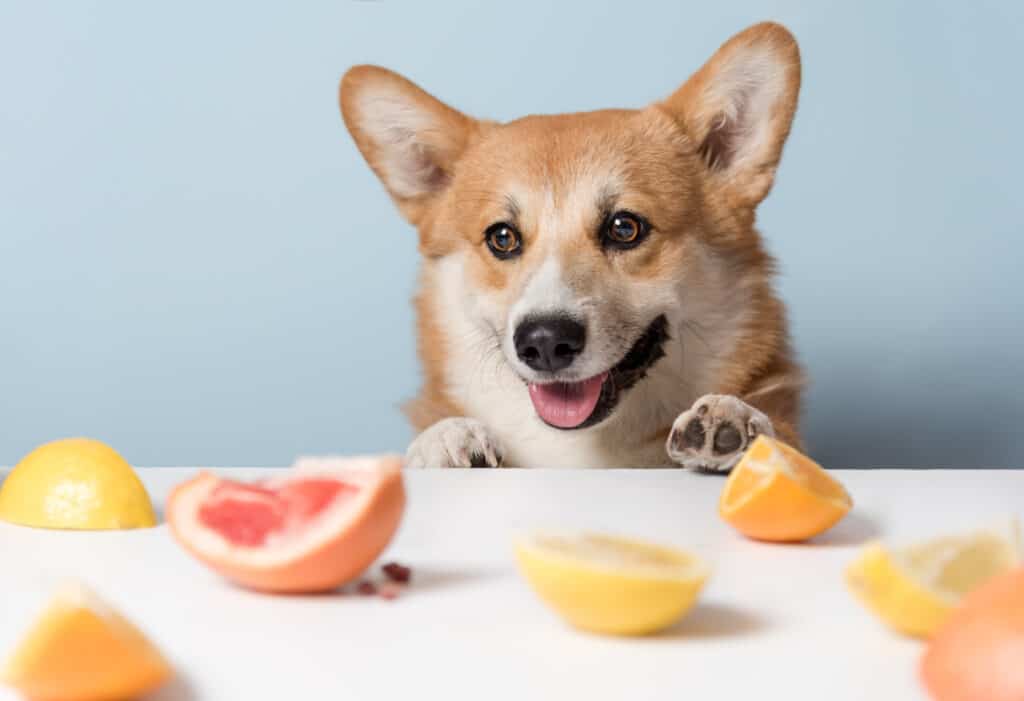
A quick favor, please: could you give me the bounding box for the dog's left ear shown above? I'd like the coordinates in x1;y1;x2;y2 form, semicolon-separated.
662;22;801;209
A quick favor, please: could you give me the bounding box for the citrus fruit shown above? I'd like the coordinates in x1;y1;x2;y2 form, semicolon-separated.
0;438;156;530
846;520;1021;639
719;435;852;542
167;455;405;593
1;581;172;701
921;567;1024;701
514;531;710;636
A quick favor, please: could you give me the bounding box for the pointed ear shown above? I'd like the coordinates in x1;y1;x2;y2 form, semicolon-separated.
661;22;801;209
339;66;478;223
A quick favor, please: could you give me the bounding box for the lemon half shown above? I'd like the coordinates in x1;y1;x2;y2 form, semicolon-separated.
515;532;710;636
846;520;1022;638
0;438;156;530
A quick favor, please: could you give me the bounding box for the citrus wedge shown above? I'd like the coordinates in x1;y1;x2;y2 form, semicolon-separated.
515;532;710;636
719;435;852;542
167;455;405;593
921;567;1024;701
0;438;156;530
846;520;1021;638
1;582;172;701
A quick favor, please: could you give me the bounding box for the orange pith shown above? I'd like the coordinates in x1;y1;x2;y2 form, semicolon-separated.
719;436;852;542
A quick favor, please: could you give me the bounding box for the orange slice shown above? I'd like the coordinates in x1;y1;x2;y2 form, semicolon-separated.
719;435;852;542
1;582;172;701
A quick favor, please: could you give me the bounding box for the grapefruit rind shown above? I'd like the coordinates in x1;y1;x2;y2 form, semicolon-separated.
167;455;405;593
921;567;1024;701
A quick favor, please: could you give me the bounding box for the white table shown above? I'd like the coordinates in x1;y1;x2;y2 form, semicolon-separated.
1;468;1021;700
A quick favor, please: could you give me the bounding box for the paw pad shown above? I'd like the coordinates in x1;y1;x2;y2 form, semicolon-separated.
712;423;743;455
666;394;775;473
671;417;706;453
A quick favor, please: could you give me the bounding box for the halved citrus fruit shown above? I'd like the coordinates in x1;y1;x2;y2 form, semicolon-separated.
719;435;852;542
1;581;172;701
921;567;1024;701
846;520;1021;639
0;437;156;530
515;532;710;636
167;455;405;593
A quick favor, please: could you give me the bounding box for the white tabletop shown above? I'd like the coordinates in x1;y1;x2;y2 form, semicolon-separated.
1;467;1022;701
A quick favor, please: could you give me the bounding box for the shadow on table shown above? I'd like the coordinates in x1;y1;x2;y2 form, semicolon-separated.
806;511;881;547
144;674;198;701
221;564;501;601
654;603;768;640
407;564;503;593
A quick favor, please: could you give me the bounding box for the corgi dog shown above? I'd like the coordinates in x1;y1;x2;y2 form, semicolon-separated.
340;22;804;471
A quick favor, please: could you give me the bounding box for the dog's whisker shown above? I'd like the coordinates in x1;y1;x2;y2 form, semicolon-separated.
670;319;702;401
460;325;511;392
675;327;691;389
681;319;716;359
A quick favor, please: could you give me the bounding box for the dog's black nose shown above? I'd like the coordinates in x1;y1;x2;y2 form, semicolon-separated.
514;316;586;372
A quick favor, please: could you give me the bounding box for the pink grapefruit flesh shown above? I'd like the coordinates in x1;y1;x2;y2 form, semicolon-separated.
167;455;405;593
197;479;357;547
528;372;607;428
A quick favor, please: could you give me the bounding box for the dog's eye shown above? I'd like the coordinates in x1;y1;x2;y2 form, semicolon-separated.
484;222;522;259
602;211;649;249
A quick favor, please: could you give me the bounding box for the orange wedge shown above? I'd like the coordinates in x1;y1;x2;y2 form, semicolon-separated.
719;435;852;542
1;582;172;701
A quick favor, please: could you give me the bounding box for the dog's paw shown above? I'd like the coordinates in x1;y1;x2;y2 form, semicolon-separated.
666;394;774;473
405;418;504;469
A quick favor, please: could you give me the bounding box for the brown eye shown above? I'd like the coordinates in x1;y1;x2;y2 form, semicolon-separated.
603;211;649;249
485;222;522;259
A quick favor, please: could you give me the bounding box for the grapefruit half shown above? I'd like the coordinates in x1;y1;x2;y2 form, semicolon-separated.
920;567;1024;701
167;455;405;593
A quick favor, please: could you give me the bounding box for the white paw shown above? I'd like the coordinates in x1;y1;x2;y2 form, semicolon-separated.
405;418;504;469
666;394;774;473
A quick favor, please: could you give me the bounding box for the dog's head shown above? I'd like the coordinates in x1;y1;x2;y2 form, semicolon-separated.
340;23;800;432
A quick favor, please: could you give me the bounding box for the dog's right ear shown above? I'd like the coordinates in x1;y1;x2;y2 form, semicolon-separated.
340;66;478;224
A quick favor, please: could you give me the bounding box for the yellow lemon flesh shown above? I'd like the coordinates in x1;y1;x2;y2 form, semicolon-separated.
1;581;172;701
0;438;156;529
515;532;710;636
846;520;1021;638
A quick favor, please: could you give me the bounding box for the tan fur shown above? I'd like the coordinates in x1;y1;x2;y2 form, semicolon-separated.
340;22;806;465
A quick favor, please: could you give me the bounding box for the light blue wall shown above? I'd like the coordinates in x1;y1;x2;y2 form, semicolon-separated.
2;1;1022;467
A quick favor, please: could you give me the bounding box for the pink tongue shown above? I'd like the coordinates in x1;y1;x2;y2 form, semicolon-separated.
528;372;608;428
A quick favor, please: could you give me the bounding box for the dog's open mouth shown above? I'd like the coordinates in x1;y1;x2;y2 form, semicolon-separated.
526;315;669;430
